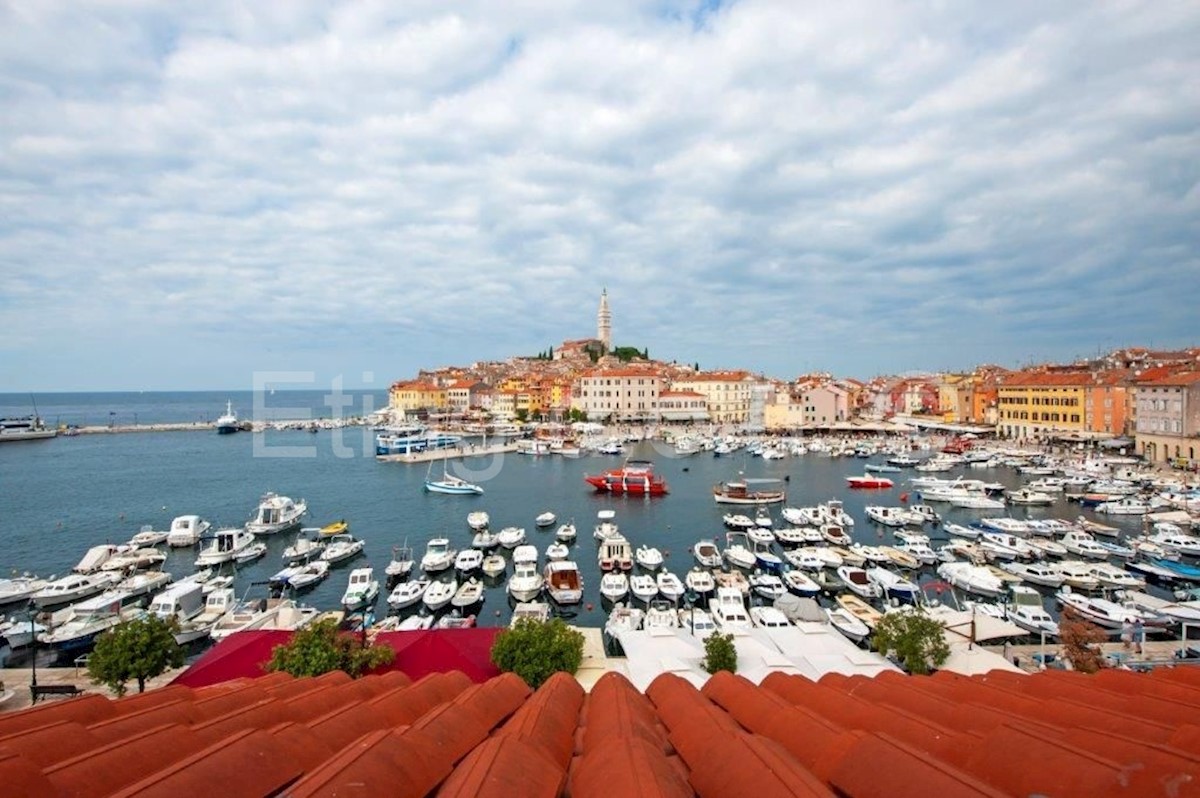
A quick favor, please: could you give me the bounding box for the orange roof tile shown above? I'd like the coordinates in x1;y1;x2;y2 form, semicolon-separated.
1142;370;1200;387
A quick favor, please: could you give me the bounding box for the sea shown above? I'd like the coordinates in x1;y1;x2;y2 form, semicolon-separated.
0;392;1158;660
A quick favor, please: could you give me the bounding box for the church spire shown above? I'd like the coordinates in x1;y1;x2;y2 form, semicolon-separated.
597;288;612;351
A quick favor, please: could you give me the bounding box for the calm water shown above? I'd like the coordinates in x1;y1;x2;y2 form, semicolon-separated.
0;397;1154;638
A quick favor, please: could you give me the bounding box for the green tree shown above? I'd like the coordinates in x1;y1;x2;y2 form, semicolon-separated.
514;408;529;423
266;618;395;679
490;617;584;689
701;632;737;675
871;607;950;675
88;615;185;697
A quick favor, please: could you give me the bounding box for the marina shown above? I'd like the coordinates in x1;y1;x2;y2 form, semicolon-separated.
2;396;1198;676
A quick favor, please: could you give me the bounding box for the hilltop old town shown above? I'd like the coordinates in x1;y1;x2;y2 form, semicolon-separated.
387;291;1200;471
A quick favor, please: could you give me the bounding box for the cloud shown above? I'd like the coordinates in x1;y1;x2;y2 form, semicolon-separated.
0;0;1197;389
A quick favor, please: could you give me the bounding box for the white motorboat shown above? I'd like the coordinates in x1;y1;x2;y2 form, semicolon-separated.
452;577;485;608
320;533;366;566
387;579;429;610
693;539;722;568
950;494;1006;510
288;560;330;591
423;578;458;611
471;529;500;550
747;526;776;546
630;574;659;603
811;547;844;569
1095;496;1152;515
635;545;664;571
838;566;880;599
513;544;539;566
657;570;685;603
710;587;752;631
749;606;791;629
73;544;125;574
1121;591;1200;626
116;570;172;599
1052;561;1101;591
604;603;643;636
713;569;750;597
643;599;679;630
340;567;379;611
545;561;583;604
467;511;490;531
385;544;415;579
781;507;807;526
1087;562;1144;590
126;525;169;548
234;541;268;565
723;513;755;531
1000;561;1064;588
754;506;774;528
195;528;257;568
936;562;1005;598
31;572;121;609
865;506;908;527
455;549;483;573
781;569;820;597
724;532;757;570
1056;588;1147;629
1026;537;1069;558
507;562;543;602
535;511;557;528
99;547;167;572
245;493;307;536
1148;531;1200;558
167;514;211;548
849;544;891;565
555;522;577;542
600;572;630;602
0;616;49;649
679;607;717;638
836;594;883;631
772;526;809;546
752;540;784;572
284;530;326;565
866;567;919;604
398;612;435;631
826;606;871;643
1007;487;1055;506
978;532;1034;561
497;527;527;549
821;524;852;546
1061;530;1110;560
481;554;506;578
685;567;715;597
209;596;299;642
546;542;569;561
783;549;824;572
598;535;633;572
0;575;49;606
908;504;941;524
419;538;456;573
593;510;620;541
39;591;146;653
749;572;786;601
980;517;1031;536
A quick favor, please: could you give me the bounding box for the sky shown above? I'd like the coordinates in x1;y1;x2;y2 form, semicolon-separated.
1;1;1198;391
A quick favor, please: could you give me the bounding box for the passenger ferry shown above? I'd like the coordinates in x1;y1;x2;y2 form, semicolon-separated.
584;460;669;496
0;415;57;442
375;424;462;456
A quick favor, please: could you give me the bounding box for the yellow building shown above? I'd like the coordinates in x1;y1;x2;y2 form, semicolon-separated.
388;380;448;414
997;372;1092;440
669;371;757;423
937;374;970;423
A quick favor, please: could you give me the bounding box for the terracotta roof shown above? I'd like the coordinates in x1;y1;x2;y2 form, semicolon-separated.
578;368;665;379
5;659;1200;795
676;370;753;382
1001;371;1095;387
659;390;706;398
1141;370;1200;387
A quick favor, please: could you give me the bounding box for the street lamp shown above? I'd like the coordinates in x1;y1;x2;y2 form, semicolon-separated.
28;609;38;701
684;588;698;635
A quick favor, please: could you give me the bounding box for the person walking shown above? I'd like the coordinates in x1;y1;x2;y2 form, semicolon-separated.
1121;618;1133;651
1134;618;1145;655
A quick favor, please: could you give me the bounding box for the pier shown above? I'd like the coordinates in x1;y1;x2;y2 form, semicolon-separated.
375;441;520;464
70;422;216;435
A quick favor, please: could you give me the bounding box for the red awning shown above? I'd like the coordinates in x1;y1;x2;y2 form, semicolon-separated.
172;628;504;689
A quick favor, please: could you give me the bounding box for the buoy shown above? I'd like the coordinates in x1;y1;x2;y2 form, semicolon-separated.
586;603;593;611
899;492;909;503
494;610;501;616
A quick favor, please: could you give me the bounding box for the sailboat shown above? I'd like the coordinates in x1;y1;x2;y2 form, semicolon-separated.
424;456;484;495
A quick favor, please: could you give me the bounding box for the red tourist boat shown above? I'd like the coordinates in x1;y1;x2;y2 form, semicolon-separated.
846;475;895;489
584;460;669;496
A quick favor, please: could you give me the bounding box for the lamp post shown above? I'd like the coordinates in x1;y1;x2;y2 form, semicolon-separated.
28;609;38;701
684;588;698;636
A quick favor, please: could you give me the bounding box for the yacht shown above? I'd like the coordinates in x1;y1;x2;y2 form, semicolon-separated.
245;493;307;536
216;401;240;434
0;414;57;442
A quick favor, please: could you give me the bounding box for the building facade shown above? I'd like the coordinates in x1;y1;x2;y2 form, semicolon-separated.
572;368;663;421
669;371;758;424
1134;372;1200;467
997;372;1091;440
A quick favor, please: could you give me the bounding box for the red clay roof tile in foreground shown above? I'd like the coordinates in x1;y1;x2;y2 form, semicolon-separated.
85;697;197;746
0;747;58;798
824;731;1008;798
107;683;195;715
44;722;201;797
960;723;1133;798
1057;726;1200;795
189;697;284;748
437;735;566;798
582;672;668;753
0;693;115;737
494;672;584;769
0;720;100;769
284;727;450;798
109;727;303;798
569;736;694;798
264;721;337;773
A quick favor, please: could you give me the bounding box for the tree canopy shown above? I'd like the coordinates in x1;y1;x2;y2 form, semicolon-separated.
265;618;395;679
490;618;584;689
88;615;185;697
871;607;950;675
1059;606;1108;673
701;632;737;675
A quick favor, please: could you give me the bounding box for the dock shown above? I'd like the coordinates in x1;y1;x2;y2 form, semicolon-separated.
71;422;216;435
375;441;520;464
